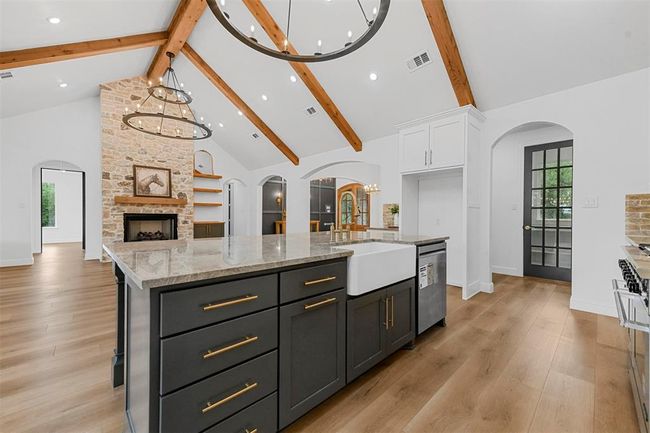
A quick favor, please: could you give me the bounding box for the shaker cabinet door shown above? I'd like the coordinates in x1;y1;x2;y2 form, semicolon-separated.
347;288;387;382
386;279;415;355
399;124;429;173
279;289;346;429
429;117;465;169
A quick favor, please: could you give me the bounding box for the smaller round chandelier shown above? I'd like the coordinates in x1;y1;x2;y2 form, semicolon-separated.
122;52;212;140
207;0;390;63
364;183;380;194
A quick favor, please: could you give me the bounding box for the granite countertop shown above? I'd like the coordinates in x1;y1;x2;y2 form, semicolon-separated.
623;245;650;280
103;231;448;289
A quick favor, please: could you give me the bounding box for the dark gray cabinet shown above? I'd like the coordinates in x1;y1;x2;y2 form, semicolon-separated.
347;278;415;383
279;288;346;429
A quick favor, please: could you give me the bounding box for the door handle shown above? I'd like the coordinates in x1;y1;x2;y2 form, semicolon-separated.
523;225;531;231
390;295;394;328
424;149;427;166
384;297;389;330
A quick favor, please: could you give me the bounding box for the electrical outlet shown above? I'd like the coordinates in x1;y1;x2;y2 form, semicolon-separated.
582;196;599;208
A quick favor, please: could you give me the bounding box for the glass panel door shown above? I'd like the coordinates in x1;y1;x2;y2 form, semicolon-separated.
523;141;573;281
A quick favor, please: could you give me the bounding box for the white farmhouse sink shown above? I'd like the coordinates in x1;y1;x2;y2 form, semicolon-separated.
334;242;416;296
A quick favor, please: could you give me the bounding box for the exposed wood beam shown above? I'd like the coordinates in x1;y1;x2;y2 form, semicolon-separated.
242;0;363;152
182;43;300;165
421;0;476;107
147;0;207;81
0;32;168;70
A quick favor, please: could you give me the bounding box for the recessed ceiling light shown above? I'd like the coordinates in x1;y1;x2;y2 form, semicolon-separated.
261;94;268;101
58;82;68;88
48;17;61;24
237;110;243;116
289;75;297;83
369;72;378;81
218;122;224;128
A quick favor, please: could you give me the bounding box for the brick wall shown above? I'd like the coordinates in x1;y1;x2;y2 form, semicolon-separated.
101;77;194;253
625;193;650;237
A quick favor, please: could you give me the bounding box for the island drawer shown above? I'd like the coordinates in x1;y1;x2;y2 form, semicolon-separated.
160;308;278;394
160;350;277;433
203;392;277;433
160;274;278;337
280;261;346;304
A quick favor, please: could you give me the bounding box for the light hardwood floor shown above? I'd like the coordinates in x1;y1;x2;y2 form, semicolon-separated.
0;243;639;433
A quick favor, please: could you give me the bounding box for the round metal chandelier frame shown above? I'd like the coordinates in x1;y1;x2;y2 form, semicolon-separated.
122;52;212;140
206;0;391;63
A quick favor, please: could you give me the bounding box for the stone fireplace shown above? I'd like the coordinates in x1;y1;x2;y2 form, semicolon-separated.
123;213;178;242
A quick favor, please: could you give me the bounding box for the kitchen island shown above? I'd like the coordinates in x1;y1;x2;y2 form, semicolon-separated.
104;231;448;433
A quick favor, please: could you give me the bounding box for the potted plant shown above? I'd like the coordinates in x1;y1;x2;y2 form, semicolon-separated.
389;204;400;227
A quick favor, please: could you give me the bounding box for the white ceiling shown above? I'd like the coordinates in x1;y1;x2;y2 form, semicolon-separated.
0;0;648;167
445;0;650;110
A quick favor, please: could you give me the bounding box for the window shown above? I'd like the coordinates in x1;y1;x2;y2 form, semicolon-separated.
41;182;56;227
340;192;354;225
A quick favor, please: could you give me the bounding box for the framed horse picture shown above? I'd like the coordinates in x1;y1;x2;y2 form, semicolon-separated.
133;165;172;198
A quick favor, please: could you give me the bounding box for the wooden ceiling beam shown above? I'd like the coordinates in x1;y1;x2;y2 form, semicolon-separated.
421;0;476;107
241;0;363;152
147;0;207;81
0;32;168;70
182;43;300;165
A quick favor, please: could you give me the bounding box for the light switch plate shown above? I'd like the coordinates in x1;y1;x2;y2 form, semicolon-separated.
582;196;599;208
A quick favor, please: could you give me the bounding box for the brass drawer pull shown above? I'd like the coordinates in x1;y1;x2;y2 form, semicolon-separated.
304;297;337;310
304;276;336;286
203;295;258;311
203;336;259;360
390;295;394;328
202;382;258;414
245;429;258;433
384;297;389;330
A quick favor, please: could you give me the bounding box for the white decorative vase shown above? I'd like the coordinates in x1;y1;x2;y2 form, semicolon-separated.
393;213;399;227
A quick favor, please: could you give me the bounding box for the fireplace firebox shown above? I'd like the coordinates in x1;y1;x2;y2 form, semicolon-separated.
123;213;178;242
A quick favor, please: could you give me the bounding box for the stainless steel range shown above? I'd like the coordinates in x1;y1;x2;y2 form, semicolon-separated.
614;243;650;433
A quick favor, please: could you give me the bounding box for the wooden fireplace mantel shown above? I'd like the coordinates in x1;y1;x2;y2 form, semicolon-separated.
113;196;187;206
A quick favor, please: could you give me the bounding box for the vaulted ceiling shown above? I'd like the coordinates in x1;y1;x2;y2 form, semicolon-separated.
1;0;648;169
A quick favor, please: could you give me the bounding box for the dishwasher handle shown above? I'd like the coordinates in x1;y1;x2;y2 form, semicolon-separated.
418;242;446;255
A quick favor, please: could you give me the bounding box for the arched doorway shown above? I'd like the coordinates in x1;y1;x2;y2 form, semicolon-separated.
489;121;574;282
337;182;370;231
261;176;287;234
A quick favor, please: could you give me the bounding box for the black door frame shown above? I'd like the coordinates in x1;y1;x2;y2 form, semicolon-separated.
39;167;86;253
523;140;573;282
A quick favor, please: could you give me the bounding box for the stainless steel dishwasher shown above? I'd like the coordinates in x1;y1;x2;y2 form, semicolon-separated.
417;242;447;334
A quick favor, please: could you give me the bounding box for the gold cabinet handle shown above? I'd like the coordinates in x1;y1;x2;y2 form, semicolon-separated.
390;295;394;328
304;276;336;286
203;295;258;311
384;297;389;330
202;382;258;414
203;336;258;360
304;297;337;310
245;429;258;433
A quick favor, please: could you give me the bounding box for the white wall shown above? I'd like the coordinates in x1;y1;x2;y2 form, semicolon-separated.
41;169;83;244
480;68;650;317
0;97;102;265
491;124;573;276
248;134;401;235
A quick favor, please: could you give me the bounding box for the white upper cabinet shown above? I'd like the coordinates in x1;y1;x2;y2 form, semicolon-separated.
398;123;429;173
429;117;465;169
398;106;483;175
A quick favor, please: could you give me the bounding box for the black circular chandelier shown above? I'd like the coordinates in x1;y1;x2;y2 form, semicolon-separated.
122;52;212;140
207;0;391;63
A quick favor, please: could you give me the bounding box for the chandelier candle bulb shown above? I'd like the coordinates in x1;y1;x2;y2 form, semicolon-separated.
345;30;353;47
315;39;323;55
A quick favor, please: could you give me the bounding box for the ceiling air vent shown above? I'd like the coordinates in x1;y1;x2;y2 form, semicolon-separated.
0;71;13;79
252;132;260;139
406;51;431;72
306;106;317;116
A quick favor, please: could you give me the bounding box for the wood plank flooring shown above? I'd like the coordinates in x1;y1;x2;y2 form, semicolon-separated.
0;244;639;433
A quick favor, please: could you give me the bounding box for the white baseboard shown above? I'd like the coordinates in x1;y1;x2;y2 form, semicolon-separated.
463;280;481;300
570;296;617;318
480;281;494;293
491;265;521;277
0;256;34;267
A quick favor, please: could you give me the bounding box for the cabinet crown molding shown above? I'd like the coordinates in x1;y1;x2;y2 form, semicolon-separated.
396;105;485;130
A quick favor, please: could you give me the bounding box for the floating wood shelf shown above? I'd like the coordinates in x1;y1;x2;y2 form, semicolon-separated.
114;196;187;206
193;172;222;180
193;220;224;224
194;202;223;207
193;187;223;193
